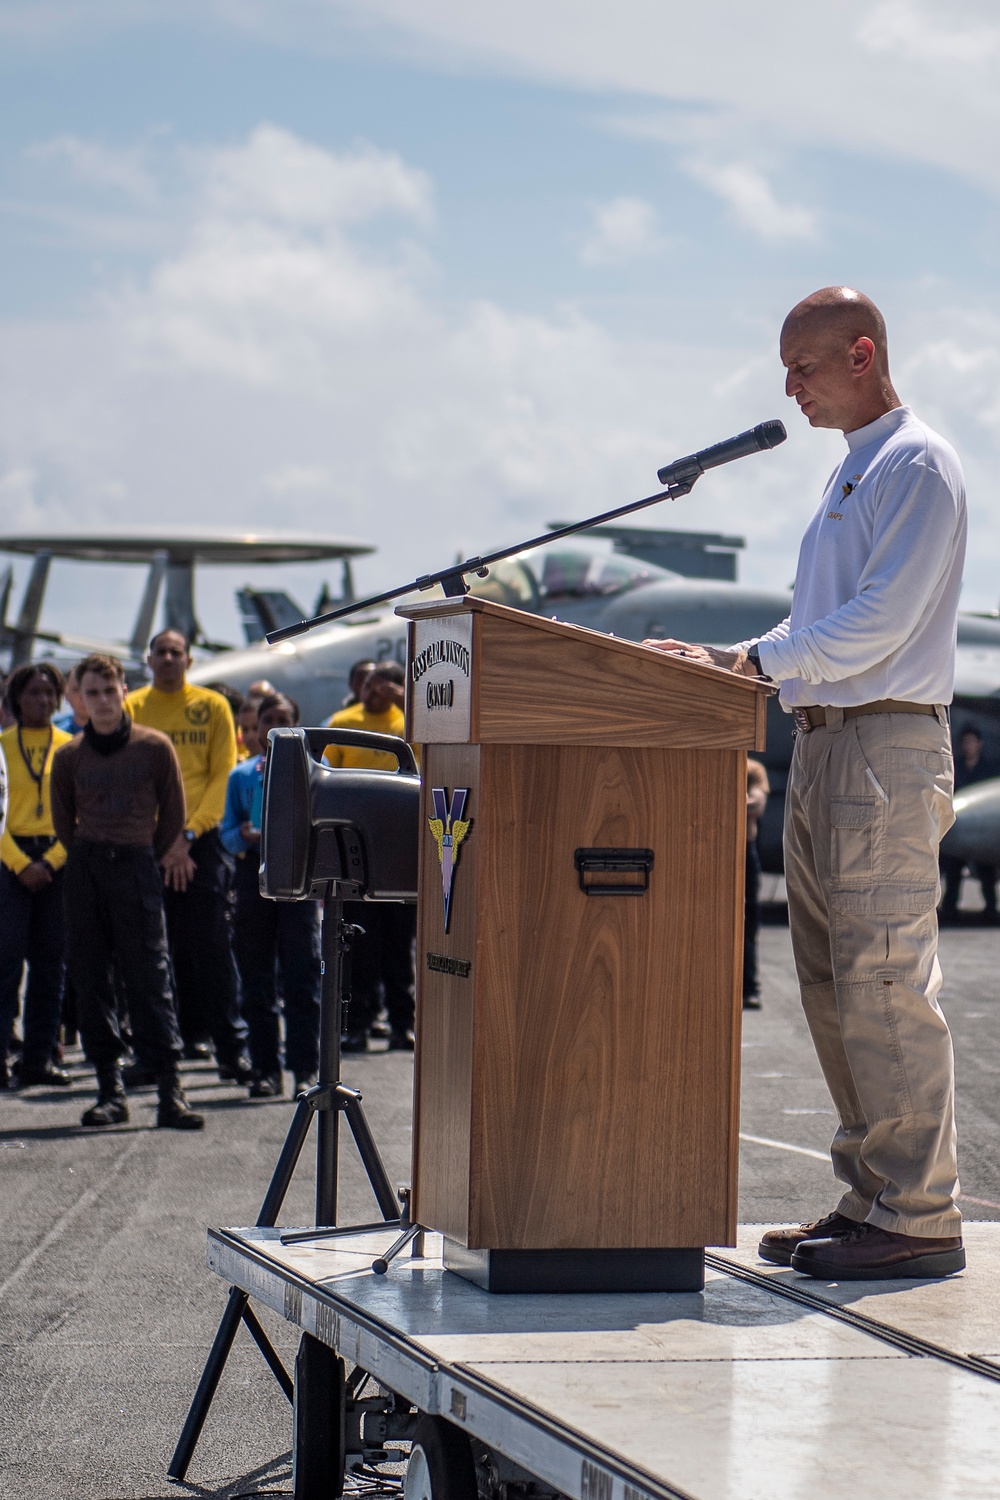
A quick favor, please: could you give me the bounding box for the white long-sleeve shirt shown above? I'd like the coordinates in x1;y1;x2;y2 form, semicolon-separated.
736;406;967;709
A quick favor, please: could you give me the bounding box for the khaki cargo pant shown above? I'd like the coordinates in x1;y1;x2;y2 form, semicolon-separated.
784;707;961;1236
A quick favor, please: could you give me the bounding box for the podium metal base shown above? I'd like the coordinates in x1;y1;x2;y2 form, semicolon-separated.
442;1240;705;1294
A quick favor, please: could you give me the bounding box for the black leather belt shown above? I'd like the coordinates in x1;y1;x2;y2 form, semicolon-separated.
76;839;153;860
792;700;940;734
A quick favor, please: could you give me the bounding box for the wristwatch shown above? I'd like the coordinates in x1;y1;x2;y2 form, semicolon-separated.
747;645;772;682
184;829;196;843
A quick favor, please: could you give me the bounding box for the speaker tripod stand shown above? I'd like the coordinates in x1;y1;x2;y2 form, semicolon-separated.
168;887;421;1487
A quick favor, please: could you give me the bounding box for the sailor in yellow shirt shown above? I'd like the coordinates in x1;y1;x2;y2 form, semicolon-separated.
0;662;73;1088
127;630;250;1081
323;661;417;1052
323;661;413;769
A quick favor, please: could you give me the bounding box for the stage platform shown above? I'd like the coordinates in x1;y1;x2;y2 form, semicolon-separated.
208;1221;1000;1500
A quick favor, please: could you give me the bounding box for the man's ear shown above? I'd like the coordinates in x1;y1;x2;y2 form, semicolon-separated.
850;336;876;377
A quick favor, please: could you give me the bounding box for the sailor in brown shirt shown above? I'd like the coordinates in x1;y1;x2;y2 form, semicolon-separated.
51;654;203;1130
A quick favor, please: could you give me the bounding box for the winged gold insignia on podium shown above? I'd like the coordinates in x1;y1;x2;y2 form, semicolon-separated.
429;788;471;933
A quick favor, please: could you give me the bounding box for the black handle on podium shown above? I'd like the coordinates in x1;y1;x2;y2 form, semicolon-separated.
574;847;655;896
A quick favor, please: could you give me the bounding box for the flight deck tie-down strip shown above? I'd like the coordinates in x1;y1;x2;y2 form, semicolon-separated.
706;1252;1000;1383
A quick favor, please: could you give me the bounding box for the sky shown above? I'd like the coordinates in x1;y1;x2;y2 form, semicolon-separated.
2;0;1000;645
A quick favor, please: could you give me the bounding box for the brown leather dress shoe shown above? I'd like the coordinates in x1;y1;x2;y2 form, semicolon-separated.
791;1221;965;1280
758;1212;859;1266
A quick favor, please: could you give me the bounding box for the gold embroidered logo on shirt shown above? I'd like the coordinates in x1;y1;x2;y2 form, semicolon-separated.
184;701;211;726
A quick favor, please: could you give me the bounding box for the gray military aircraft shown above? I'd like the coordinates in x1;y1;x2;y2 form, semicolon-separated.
185;523;1000;874
0;529;372;680
179;528;1000;876
5;521;996;873
189;534;792;712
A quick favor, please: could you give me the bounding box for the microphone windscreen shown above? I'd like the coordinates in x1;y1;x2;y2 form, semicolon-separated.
755;420;787;450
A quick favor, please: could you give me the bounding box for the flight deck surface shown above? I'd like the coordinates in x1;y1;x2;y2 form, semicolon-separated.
208;1222;1000;1500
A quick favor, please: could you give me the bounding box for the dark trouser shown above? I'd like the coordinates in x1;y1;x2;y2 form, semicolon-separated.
743;839;761;1001
64;842;182;1074
162;829;247;1065
233;856;321;1079
940;853;998;918
0;845;66;1070
345;902;416;1035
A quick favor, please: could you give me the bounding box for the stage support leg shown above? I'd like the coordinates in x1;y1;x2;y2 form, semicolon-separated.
168;1286;249;1480
293;1334;346;1500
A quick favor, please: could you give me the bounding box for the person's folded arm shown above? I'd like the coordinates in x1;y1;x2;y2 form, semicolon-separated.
0;827;29;874
154;745;188;858
186;703;237;837
49;751;75;852
42;839;67;871
220;770;251;855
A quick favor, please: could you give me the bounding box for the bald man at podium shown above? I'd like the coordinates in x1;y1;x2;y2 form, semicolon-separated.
646;286;967;1283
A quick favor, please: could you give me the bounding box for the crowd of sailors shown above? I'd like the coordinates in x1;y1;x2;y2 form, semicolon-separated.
0;636;413;1129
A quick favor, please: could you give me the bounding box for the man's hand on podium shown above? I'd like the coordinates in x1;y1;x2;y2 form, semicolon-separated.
642;638;758;677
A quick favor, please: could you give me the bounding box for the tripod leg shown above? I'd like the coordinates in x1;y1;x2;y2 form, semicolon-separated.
241;1302;294;1402
170;1092;317;1479
372;1223;421;1275
339;1087;399;1220
259;1095;316;1226
168;1285;249;1480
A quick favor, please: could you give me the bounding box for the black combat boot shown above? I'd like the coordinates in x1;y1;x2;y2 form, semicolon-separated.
156;1070;205;1130
16;1060;72;1087
81;1065;129;1128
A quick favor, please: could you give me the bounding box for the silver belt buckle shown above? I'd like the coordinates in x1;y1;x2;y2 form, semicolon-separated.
792;708;813;735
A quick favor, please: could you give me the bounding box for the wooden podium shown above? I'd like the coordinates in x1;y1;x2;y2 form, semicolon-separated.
397;596;771;1293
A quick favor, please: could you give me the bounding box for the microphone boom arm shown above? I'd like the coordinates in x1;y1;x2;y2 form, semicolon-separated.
265;474;697;643
266;418;784;643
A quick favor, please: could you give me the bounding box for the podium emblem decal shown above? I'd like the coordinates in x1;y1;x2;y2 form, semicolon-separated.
428;787;471;933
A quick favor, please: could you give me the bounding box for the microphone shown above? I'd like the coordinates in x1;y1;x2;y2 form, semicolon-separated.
657;419;786;486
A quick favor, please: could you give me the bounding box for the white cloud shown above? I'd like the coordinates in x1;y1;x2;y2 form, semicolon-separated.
198;125;433;229
605;110;817;242
0;125;823;632
8;124;434;264
2;120;1000;644
683;160;817;243
238;0;1000;197
262;463;336;494
858;1;1000;66
117;127;436;385
9;0;1000;193
28;136;160;203
0;465;37;505
10;1;1000;192
580;196;667;265
9;2;1000;196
